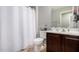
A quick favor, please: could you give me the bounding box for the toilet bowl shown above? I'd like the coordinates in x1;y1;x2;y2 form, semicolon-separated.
34;38;44;52
33;31;46;51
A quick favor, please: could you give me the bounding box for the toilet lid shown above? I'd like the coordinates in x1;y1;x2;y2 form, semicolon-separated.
34;38;43;42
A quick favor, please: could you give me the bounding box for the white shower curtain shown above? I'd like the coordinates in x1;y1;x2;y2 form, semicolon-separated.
0;6;36;52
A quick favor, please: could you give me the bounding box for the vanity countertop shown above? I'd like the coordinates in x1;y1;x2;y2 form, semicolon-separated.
40;30;79;36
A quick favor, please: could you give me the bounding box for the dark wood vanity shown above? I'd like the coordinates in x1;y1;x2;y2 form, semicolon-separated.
47;33;79;52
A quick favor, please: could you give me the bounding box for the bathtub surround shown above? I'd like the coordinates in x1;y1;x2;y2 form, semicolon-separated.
0;6;36;52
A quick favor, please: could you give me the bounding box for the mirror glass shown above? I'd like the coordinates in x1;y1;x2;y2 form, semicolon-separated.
51;6;76;28
60;10;72;28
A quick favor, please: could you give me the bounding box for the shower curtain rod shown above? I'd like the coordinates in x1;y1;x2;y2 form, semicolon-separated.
26;6;36;9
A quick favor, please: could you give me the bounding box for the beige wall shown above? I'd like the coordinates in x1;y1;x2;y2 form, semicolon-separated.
37;6;52;37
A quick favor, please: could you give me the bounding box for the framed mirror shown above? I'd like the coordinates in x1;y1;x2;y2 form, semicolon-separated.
60;10;72;28
51;6;79;28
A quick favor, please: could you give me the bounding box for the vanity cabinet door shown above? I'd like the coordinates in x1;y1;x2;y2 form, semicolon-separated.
63;36;79;52
47;33;61;52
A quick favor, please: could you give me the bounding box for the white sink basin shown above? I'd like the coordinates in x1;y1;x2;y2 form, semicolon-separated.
40;28;79;39
51;27;79;32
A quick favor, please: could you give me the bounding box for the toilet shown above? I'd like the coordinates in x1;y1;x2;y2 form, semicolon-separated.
34;38;44;52
34;31;46;52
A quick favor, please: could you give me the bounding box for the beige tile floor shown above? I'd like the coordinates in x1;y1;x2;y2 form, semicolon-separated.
20;42;46;52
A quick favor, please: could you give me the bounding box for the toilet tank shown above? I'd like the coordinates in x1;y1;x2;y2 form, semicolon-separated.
40;31;46;39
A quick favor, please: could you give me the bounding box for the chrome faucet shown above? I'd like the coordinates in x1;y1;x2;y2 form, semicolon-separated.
62;28;65;32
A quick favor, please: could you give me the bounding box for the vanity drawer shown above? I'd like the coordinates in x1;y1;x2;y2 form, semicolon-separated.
62;36;79;52
47;33;61;37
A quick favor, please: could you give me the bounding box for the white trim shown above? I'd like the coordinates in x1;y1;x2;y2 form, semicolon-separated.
36;7;38;34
